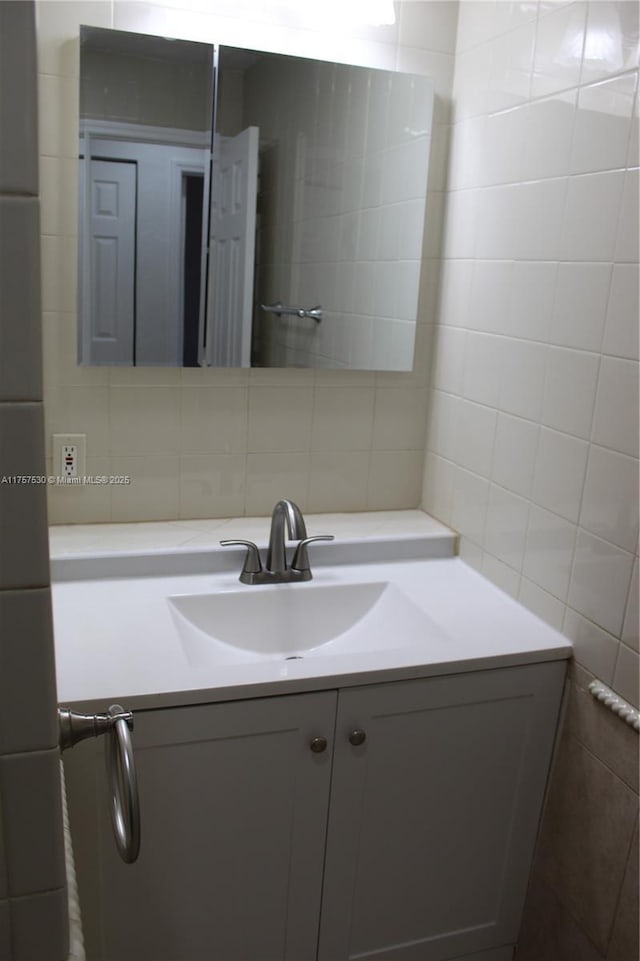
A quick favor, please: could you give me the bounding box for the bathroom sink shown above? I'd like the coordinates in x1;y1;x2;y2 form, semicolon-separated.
168;580;447;664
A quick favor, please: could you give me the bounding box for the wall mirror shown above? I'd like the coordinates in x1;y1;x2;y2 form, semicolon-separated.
78;26;434;371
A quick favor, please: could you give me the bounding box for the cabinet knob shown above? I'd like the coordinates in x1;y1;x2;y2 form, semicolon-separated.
349;729;366;746
310;736;328;754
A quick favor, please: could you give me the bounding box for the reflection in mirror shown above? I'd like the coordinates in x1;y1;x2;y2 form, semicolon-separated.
78;26;214;366
77;28;434;371
211;47;434;371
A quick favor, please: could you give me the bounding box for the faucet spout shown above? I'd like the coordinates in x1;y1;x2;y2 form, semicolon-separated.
266;499;307;574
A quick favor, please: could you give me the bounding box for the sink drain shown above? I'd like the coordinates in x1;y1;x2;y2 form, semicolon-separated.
285;655;304;660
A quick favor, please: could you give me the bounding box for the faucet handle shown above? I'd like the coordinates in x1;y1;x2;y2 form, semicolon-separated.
220;540;263;579
291;535;335;574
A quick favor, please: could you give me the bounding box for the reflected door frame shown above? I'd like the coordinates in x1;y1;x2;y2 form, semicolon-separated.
79;120;210;366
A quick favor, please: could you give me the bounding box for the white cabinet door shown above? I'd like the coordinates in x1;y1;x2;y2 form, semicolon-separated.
64;690;336;961
318;662;566;961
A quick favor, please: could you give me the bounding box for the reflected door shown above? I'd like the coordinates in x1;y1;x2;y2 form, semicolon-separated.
80;159;136;365
207;126;259;366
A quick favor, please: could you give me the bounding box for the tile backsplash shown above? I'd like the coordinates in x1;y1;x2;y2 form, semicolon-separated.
423;0;639;704
37;0;457;524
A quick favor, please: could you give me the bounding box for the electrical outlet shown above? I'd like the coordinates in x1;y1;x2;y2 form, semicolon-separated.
52;434;86;483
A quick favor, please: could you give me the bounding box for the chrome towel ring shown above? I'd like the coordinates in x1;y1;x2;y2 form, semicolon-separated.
58;704;141;863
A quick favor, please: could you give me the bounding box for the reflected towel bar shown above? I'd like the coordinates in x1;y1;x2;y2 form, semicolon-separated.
261;302;323;323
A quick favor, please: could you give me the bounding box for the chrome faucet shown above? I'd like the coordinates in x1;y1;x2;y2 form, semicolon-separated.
221;499;334;584
266;499;307;575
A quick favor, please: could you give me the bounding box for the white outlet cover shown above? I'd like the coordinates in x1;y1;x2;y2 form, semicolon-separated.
52;433;87;482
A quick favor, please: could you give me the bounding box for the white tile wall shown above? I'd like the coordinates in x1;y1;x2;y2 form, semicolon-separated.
423;0;640;706
0;4;68;959
38;0;459;525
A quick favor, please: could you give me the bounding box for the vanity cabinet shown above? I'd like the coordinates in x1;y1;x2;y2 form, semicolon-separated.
64;661;565;961
65;691;336;961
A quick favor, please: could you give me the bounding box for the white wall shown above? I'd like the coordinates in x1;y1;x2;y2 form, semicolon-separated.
37;0;458;523
423;0;639;707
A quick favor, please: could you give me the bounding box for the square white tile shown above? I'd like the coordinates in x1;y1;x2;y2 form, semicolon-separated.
613;643;640;708
247;387;314;453
421;452;455;527
0;403;49;590
563;608;620;683
109;387;181;456
371;388;427;451
531;2;587;99
561;169;625;262
426;390;460;463
367;450;423;510
580;1;640;85
602;265;640;361
462;332;503;408
0;589;58;755
550;262;611;352
519;577;566;630
180;387;248;454
109;454;180;521
437;259;474;330
523;504;577;602
245;451;310;516
0;750;65;897
591;356;639;458
499;338;547;421
532;427;589;524
179;453;246;519
433;326;467;395
454;399;497;478
521;90;577;181
570;73;637;175
308;450;370;512
491;413;539;499
468;260;512;335
0;1;38;194
311;387;375;451
579;445;639;552
513;177;568;261
508;261;557;343
484;483;530;572
451;468;490;546
568;529;635;636
621;557;639;652
9;887;68;961
0;198;42;402
487;19;536;113
614;169;639;264
542;347;600;440
483;105;527;186
482;552;521;598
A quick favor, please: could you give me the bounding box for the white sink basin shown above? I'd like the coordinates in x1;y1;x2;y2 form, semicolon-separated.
168;580;448;665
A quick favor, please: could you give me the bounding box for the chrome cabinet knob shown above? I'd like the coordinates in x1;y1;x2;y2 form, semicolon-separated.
310;736;328;754
349;729;366;746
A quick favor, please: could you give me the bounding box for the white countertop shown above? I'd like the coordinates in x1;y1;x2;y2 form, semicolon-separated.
49;510;452;557
51;514;572;712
